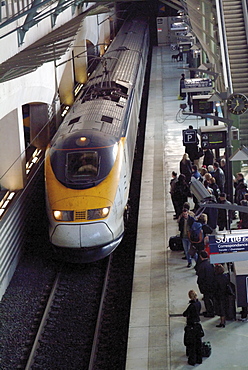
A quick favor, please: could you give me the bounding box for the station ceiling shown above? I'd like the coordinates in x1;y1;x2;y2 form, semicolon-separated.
0;0;182;83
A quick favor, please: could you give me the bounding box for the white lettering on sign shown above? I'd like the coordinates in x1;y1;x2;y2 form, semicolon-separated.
186;134;193;141
216;235;248;244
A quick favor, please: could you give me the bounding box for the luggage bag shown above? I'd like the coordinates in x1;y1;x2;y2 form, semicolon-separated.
201;341;211;357
169;235;183;251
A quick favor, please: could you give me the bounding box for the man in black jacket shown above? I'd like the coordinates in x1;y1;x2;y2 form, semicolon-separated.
217;193;233;231
213;161;225;193
196;251;215;317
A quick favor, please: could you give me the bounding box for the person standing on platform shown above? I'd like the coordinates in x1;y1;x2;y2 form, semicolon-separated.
179;73;186;100
217;193;233;231
191;165;202;212
239;193;248;228
203;149;214;167
234;172;247;205
183;290;203;366
196;251;215;317
193;214;213;267
187;93;193;112
213;161;225;193
207;165;214;176
170;171;178;220
209;177;220;201
180;153;192;185
184;126;202;167
178;208;196;267
173;174;190;219
213;264;230;328
220;158;226;175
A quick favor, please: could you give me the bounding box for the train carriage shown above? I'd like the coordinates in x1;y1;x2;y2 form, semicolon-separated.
45;17;150;262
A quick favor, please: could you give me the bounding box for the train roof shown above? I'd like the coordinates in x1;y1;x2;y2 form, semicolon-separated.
87;18;148;90
53;91;127;143
51;17;148;145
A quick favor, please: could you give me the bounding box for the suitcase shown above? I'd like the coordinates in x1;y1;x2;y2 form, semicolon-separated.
169;235;183;251
201;341;211;357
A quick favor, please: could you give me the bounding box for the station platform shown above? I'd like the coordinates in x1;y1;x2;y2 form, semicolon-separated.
126;46;248;369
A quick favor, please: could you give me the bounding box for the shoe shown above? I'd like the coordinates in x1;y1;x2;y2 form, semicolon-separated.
188;361;195;366
182;256;187;260
216;323;225;328
187;263;192;268
238;318;248;322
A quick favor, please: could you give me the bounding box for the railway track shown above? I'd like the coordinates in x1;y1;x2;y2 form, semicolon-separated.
17;256;112;369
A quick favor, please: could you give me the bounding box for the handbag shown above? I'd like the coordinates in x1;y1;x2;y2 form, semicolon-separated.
188;244;197;257
184;323;204;346
184;325;195;346
194;322;205;338
202;341;211;357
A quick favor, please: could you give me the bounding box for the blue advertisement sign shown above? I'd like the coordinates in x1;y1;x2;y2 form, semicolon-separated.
209;234;248;254
208;233;248;263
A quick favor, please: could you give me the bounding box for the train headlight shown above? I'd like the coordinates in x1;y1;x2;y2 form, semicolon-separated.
87;207;110;220
53;210;74;221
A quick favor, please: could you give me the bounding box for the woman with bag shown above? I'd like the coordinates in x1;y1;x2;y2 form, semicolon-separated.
183;290;204;366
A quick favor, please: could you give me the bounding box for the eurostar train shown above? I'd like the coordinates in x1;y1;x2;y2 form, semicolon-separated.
45;16;150;262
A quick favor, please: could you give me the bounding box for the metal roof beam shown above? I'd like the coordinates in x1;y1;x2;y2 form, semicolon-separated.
18;0;43;45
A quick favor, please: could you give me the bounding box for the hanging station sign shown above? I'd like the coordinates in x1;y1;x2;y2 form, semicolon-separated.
182;78;213;93
208;233;248;264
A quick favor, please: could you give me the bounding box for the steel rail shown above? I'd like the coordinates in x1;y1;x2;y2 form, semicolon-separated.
24;272;61;370
88;254;112;370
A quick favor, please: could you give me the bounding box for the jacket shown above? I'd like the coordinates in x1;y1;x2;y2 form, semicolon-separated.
183;299;201;325
196;259;215;294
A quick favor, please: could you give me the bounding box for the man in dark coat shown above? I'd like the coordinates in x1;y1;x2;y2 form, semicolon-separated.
196;251;215;317
217;193;233;231
203;149;214;167
170;171;178;219
234;172;247;204
184;125;201;165
213;161;225;193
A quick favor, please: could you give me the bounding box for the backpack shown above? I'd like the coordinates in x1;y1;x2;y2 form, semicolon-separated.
188;221;203;243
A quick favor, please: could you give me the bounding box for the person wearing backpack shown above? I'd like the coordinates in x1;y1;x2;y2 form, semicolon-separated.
193;213;213;271
178;208;196;267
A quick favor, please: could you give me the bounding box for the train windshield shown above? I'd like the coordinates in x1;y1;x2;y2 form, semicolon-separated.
66;151;98;180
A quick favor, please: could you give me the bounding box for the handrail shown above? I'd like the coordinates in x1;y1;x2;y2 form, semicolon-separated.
215;0;233;94
242;0;248;47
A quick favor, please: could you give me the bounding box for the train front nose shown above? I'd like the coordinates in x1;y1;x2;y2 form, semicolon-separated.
51;221;113;248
